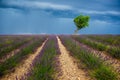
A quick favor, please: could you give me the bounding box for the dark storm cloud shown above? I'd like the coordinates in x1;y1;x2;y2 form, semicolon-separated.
0;0;120;34
0;0;120;22
0;0;120;16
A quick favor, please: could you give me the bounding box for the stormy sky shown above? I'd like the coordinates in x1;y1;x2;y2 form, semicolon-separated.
0;0;120;34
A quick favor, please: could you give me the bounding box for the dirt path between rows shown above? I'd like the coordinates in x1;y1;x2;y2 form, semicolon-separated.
0;39;48;80
0;40;33;64
57;36;90;80
72;39;120;74
0;49;20;64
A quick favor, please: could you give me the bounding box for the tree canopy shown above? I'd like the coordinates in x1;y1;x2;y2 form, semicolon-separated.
74;15;90;34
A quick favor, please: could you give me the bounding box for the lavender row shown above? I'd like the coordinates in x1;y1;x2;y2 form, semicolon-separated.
85;35;120;47
72;35;120;59
59;35;119;80
0;36;36;59
22;35;60;80
0;36;47;77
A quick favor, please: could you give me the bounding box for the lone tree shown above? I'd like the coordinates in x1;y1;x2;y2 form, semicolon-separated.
74;15;90;34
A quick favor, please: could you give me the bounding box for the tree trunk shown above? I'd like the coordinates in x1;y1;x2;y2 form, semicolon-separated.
74;29;78;35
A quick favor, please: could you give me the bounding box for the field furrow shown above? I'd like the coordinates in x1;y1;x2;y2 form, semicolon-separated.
0;36;47;78
0;38;48;80
26;36;60;80
59;35;119;80
0;40;34;63
72;38;120;74
72;36;120;59
0;35;119;80
85;35;120;47
57;36;90;80
0;36;31;59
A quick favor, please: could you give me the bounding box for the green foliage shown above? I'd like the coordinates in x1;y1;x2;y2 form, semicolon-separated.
72;36;120;59
95;43;108;51
87;35;120;47
73;36;108;51
59;36;118;80
107;47;120;59
0;39;29;58
28;38;58;80
93;66;118;80
59;36;102;70
80;52;102;69
0;38;46;77
74;15;90;33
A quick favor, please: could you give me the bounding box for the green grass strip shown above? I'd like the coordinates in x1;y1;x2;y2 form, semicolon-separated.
27;37;58;80
0;37;46;77
0;38;30;59
72;36;120;59
60;36;119;80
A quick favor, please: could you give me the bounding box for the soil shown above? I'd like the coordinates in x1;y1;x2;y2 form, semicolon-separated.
0;39;48;80
0;40;33;64
72;38;120;74
57;36;90;80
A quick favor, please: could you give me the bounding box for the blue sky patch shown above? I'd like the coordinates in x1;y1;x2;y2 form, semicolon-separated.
0;0;120;34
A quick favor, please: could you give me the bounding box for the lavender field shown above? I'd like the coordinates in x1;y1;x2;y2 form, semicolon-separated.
0;35;120;80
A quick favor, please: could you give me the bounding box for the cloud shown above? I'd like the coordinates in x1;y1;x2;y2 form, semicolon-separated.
1;1;73;11
1;0;120;16
78;9;120;16
91;20;111;25
0;0;120;34
34;2;73;10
